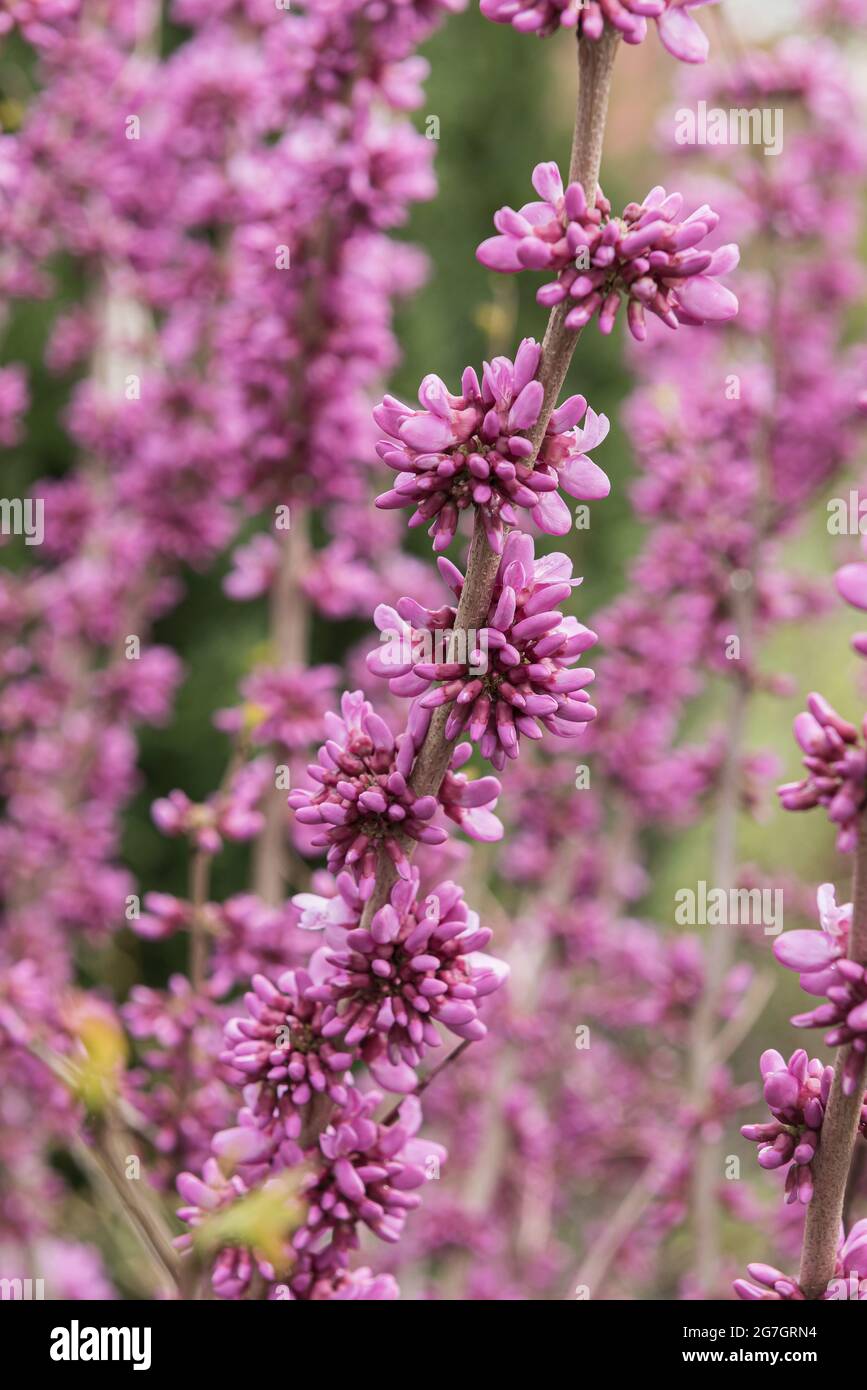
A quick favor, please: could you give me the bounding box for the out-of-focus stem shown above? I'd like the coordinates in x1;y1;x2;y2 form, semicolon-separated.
688;668;749;1290
188;848;211;995
688;213;784;1287
252;505;310;905
270;504;311;662
358;31;619;933
568;968;772;1298
799;811;867;1299
79;1117;182;1296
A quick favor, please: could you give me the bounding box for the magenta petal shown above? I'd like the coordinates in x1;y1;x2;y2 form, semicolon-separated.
399;413;454;451
708;242;740;276
516;237;553;270
334;1156;366;1201
457;807;503;842
774;931;840;972
530;161;564;204
656;5;710;64
559;455;610;500
836;562;867;612
675;274;738;321
476;235;522;272
847;1000;867;1031
508;380;543;432
369;1056;418;1094
530;489;572;536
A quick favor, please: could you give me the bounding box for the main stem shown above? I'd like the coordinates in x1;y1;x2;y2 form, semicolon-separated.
189;848;211;994
688;668;750;1290
359;28;620;933
799;810;867;1298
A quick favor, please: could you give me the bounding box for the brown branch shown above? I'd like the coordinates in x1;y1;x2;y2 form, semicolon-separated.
357;30;620;934
252;504;311;905
381;1038;474;1128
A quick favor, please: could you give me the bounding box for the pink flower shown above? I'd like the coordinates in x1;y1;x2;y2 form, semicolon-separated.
214;664;338;754
287;693;447;890
368;529;597;768
775;889;867;1097
778;692;867;852
293;1091;446;1255
480;0;717;62
305;871;508;1076
222;534;280;601
152;759;270;854
287;693;504;891
175;1157;285;1299
220;967;356;1171
740;1048;836;1205
734;1219;867;1300
773;883;849;997
478;166;738;340
375;336;609;551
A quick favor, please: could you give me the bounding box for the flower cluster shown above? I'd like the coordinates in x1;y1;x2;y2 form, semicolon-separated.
221;968;356;1159
151;763;270;854
778;694;867;853
477;165;738;340
774;894;867;1098
304;871;509;1074
479;0;716;64
740;1049;834;1205
287;692;502;891
375;337;610;550
294;1092;446;1255
368;530;598;767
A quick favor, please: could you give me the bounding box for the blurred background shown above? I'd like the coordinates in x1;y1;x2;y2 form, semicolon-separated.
2;0;867;1299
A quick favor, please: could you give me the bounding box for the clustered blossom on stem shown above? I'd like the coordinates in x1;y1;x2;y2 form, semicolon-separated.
304;870;509;1074
214;665;339;753
734;1221;867;1301
741;1048;835;1205
374;337;610;550
477;166;738;341
773;883;850;999
294;1092;446;1255
479;0;717;64
778;693;867;852
151;763;270;853
220;968;356;1163
774;892;867;1097
368;530;598;768
287;692;503;892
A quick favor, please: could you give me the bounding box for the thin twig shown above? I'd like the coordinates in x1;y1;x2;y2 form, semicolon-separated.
382;1038;474;1127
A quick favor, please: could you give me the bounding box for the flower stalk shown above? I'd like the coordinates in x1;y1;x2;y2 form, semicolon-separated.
360;28;620;932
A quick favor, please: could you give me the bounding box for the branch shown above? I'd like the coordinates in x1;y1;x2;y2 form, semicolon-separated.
358;29;620;932
252;504;311;905
188;847;212;995
381;1038;474;1127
